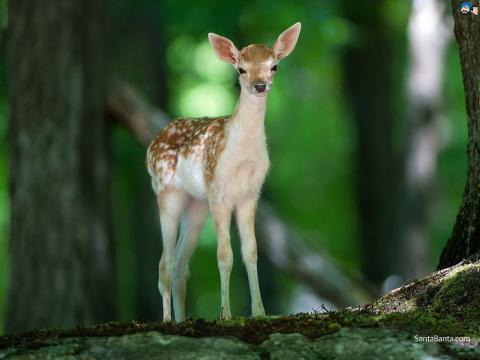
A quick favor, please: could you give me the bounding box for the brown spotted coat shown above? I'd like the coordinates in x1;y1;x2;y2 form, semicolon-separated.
146;116;229;194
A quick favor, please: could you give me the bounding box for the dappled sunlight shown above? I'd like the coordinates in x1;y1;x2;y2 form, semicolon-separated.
380;0;411;29
178;83;234;117
167;36;196;72
169;37;235;117
193;41;232;81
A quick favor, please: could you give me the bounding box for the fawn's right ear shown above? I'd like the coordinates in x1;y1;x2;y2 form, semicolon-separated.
273;22;301;61
208;33;239;65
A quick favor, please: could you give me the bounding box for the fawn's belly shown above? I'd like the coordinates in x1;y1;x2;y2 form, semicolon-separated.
175;155;209;199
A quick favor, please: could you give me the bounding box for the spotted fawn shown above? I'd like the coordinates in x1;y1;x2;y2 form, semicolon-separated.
146;22;301;321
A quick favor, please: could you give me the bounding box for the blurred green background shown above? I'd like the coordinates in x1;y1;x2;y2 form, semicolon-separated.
0;0;467;330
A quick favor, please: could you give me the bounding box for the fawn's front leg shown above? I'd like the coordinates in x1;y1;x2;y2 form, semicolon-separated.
236;198;265;317
210;201;233;320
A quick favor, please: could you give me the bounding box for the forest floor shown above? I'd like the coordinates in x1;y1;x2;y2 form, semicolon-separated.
1;255;479;359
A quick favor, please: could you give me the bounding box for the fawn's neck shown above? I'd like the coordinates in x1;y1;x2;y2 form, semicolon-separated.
229;88;267;139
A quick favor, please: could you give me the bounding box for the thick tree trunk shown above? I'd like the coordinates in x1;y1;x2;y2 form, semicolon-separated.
6;0;115;333
438;1;480;269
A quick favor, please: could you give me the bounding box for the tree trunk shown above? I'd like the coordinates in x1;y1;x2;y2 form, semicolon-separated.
341;4;403;286
0;0;7;44
131;7;169;322
438;1;480;269
6;0;115;333
397;0;450;279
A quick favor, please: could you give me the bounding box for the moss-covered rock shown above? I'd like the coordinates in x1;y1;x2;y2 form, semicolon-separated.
364;257;480;338
430;266;480;321
1;327;478;360
370;262;479;315
1;257;479;359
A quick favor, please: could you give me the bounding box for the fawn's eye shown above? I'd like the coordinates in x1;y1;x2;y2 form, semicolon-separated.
271;65;278;72
238;68;246;74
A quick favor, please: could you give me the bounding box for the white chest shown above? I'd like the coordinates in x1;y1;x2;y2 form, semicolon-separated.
212;128;270;204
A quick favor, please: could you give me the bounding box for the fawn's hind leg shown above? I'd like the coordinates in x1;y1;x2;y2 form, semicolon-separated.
173;198;209;322
157;189;187;322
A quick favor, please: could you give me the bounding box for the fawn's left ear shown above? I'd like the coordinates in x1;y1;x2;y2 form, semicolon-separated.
273;22;301;61
208;33;239;65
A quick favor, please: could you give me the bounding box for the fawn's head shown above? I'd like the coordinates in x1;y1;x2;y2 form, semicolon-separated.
208;23;301;97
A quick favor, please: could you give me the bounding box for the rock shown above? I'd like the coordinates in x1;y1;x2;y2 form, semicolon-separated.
1;257;479;359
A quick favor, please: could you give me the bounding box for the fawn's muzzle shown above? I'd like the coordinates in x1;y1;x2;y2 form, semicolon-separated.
253;83;267;93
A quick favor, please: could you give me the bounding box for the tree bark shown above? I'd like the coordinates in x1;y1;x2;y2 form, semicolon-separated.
438;1;480;269
6;0;115;333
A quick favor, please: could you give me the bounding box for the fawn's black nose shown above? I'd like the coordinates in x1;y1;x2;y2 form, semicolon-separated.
253;83;267;93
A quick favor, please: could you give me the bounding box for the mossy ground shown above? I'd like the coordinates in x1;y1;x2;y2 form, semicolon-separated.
1;258;479;353
1;308;477;351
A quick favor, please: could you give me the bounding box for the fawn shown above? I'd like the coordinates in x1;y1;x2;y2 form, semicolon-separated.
146;23;301;322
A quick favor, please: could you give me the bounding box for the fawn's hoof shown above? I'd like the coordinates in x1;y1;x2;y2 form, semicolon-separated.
163;315;173;323
220;308;232;320
252;305;266;317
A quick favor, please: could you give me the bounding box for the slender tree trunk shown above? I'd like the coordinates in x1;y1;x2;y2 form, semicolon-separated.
438;0;480;268
132;8;168;321
6;0;115;333
397;0;450;279
0;0;7;44
341;4;403;286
